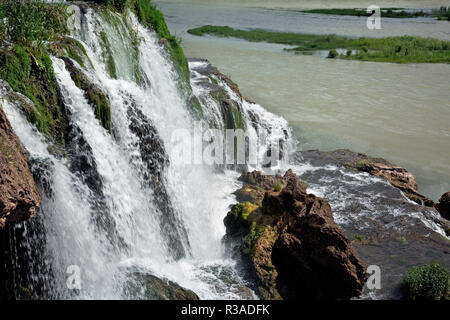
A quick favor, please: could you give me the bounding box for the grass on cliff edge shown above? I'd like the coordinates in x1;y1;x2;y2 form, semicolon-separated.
187;26;450;63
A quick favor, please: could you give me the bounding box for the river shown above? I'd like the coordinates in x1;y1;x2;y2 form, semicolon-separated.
156;0;450;201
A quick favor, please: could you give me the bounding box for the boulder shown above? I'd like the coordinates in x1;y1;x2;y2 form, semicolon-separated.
224;169;367;300
436;192;450;220
0;107;41;227
123;271;199;300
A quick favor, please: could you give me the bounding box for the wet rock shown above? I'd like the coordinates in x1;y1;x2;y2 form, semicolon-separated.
124;271;199;300
188;58;245;130
60;57;111;131
126;102;189;260
224;169;368;300
292;150;450;299
299;149;434;207
0;107;41;227
436;192;450;220
48;37;91;69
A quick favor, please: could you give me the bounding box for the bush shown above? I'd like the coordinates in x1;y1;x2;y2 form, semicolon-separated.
274;182;282;192
327;48;338;58
402;262;449;300
361;46;369;53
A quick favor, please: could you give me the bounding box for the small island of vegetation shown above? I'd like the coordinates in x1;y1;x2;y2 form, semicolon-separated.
187;25;450;63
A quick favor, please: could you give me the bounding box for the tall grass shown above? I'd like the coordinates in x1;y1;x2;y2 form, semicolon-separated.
0;0;68;47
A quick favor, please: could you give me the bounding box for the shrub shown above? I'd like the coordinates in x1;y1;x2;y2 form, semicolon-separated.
402;262;449;300
361;46;369;53
327;48;338;58
274;181;282;192
346;49;352;56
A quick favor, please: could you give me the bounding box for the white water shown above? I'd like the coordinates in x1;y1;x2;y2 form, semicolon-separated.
2;2;449;300
1;7;294;299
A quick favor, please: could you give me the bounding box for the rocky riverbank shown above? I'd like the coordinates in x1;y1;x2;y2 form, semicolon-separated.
289;150;450;299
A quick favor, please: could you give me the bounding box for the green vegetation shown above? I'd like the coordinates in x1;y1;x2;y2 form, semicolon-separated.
133;0;190;88
0;44;65;142
327;48;338;58
435;6;450;20
274;181;283;192
231;201;259;222
0;138;15;165
301;8;427;18
49;36;92;69
230;201;272;253
188;25;326;46
301;6;450;21
99;30;118;79
355;159;368;168
0;0;68;47
0;1;70;142
188;25;450;63
402;262;449;300
0;0;198;139
350;234;366;241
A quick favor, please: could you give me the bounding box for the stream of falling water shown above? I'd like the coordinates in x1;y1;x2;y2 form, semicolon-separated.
1;7;293;299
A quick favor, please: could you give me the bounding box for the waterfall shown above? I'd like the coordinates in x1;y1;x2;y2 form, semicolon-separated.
1;6;293;299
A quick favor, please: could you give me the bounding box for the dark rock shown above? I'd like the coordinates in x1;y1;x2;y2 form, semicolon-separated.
124;271;199;300
60;57;111;131
436;192;450;220
292;149;450;299
0;107;41;227
224;169;368;300
126;101;189;260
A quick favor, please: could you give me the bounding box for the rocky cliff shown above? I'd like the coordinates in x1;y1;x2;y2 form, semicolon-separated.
0;107;41;227
224;169;368;299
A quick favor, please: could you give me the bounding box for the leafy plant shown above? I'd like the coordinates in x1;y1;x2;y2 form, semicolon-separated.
274;181;283;192
402;262;449;300
327;48;338;58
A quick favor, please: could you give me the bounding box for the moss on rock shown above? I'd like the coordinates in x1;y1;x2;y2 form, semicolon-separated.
49;37;92;69
61;57;111;132
0;45;66;143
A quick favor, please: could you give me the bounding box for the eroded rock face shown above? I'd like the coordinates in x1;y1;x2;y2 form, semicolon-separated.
436;192;450;220
224;169;367;300
0;107;41;227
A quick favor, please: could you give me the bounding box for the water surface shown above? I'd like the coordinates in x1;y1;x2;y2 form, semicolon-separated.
157;1;450;201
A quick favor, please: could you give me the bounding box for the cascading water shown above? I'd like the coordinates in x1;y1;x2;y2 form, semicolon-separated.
1;3;448;301
0;6;293;299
